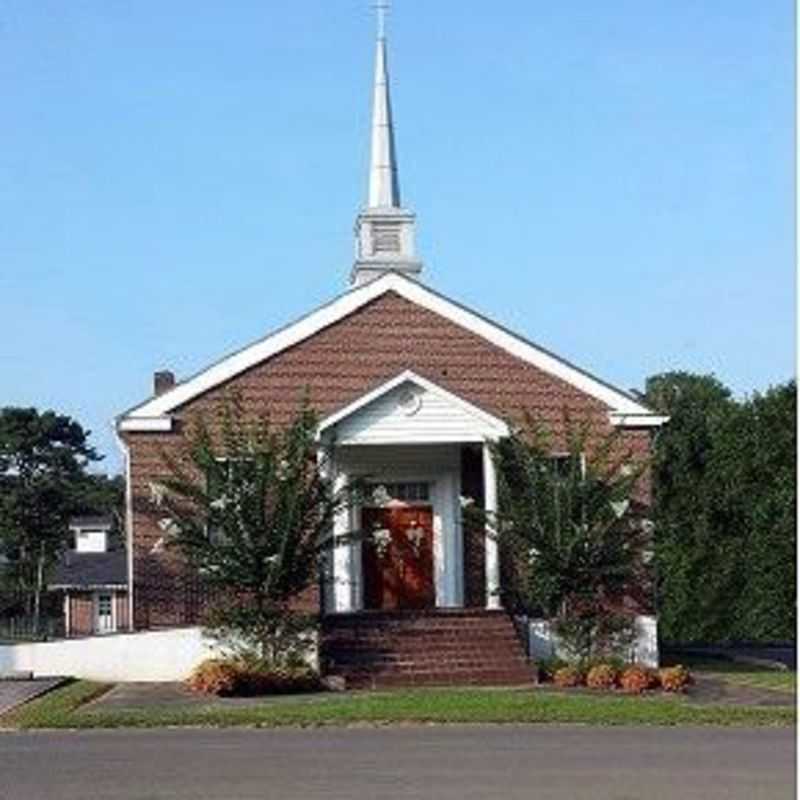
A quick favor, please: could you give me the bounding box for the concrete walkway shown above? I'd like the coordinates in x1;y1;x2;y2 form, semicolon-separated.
0;678;64;715
89;681;340;710
0;726;794;800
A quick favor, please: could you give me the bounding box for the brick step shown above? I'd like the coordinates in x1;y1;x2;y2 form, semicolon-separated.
326;643;527;658
343;669;534;686
325;624;519;635
327;609;511;619
324;641;522;653
328;657;528;672
324;613;514;628
328;622;517;635
332;662;531;676
329;664;529;677
322;638;523;652
321;608;531;690
342;671;535;689
326;648;527;661
339;665;534;676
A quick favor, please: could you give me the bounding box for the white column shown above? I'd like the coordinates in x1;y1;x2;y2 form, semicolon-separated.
332;469;354;613
483;442;501;609
63;593;71;638
438;472;463;608
351;495;363;612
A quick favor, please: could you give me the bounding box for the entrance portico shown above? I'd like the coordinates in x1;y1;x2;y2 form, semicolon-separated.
318;371;508;615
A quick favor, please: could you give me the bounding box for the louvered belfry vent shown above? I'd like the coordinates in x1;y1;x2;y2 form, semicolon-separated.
372;222;402;254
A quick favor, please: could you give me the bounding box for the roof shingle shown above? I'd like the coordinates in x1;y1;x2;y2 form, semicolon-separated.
50;551;127;589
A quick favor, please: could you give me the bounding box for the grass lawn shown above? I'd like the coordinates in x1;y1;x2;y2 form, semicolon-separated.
1;680;794;730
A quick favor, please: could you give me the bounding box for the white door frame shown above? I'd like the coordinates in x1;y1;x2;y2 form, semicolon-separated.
332;466;463;613
93;590;117;635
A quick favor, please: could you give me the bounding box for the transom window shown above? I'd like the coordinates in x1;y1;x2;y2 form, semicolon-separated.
366;482;430;506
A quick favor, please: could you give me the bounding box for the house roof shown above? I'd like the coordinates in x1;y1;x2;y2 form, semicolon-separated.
69;516;113;530
118;272;667;432
49;551;127;590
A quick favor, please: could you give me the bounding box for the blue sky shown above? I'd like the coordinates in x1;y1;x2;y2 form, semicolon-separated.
1;1;794;472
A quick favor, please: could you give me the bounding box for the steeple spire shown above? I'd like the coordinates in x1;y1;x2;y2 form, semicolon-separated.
368;3;400;208
351;2;422;286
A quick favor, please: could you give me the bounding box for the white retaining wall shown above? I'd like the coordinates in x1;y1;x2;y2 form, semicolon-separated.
0;628;218;682
526;616;659;668
0;627;321;682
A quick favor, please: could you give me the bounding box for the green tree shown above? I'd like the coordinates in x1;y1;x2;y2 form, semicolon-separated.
644;372;736;641
646;372;796;643
0;407;102;629
706;382;796;641
479;418;650;662
156;398;353;664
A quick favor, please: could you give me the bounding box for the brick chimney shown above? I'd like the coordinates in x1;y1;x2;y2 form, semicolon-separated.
153;370;175;396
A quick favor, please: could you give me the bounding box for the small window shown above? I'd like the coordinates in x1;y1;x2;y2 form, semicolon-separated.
74;529;108;553
550;453;586;479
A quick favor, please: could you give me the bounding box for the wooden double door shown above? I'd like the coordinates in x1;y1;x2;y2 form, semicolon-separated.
362;505;435;610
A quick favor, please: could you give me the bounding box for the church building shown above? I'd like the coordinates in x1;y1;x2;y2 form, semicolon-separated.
116;15;666;686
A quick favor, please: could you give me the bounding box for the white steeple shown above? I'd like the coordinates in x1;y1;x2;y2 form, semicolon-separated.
351;1;422;286
368;12;400;208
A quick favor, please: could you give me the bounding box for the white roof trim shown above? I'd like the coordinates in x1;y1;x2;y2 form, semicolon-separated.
317;370;509;440
118;417;173;433
609;412;670;428
50;584;127;592
119;272;659;424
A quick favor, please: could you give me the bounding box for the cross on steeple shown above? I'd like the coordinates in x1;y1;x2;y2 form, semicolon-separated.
374;0;390;40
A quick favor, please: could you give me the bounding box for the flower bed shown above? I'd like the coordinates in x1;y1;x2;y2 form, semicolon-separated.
537;659;692;696
187;658;321;697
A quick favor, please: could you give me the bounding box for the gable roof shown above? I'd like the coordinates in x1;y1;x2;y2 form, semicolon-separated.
118;272;666;431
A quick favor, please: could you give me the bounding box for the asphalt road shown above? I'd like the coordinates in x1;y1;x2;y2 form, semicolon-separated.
0;725;794;800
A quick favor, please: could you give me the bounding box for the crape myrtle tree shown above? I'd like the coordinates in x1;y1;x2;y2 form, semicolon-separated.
155;396;356;665
0;407;121;631
472;415;651;662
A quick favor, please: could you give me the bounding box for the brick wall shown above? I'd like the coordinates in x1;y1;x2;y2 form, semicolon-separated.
124;290;654;628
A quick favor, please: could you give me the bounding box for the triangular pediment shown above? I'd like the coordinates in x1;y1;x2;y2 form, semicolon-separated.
318;371;508;445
